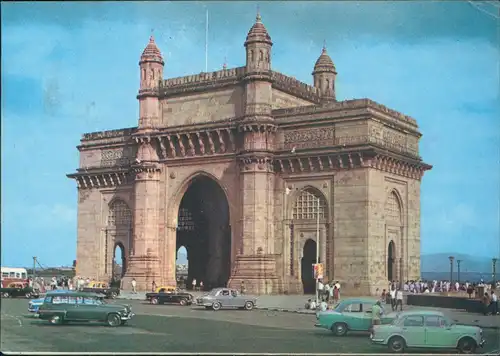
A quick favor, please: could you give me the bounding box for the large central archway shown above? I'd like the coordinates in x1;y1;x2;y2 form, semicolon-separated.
175;175;231;291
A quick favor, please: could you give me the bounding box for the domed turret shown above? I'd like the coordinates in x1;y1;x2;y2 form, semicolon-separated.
139;36;164;90
245;11;272;72
312;45;337;102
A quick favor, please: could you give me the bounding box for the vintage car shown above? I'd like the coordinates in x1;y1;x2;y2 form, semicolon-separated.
81;281;120;299
29;289;70;313
37;291;134;326
146;287;193;306
371;310;485;354
1;282;39;299
196;288;257;311
315;298;397;336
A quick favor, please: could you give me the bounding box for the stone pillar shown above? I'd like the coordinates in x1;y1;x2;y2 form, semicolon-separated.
122;141;162;291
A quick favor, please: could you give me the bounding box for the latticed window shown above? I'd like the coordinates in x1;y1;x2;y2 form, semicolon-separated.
108;200;132;227
177;208;195;231
385;192;402;223
292;189;327;220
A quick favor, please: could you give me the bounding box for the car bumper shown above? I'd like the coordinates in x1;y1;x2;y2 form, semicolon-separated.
121;312;135;320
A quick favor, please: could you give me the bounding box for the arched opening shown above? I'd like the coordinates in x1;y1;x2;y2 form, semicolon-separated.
113;243;126;279
175;175;231;291
387;240;396;282
301;239;318;294
176;245;188;288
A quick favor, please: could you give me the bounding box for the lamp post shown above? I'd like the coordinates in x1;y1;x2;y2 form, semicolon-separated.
456;259;462;285
449;256;454;284
315;196;320;305
492;258;497;286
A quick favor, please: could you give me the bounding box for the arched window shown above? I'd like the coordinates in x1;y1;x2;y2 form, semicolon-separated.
293;188;327;220
142;69;146;80
385;191;402;224
250;50;254;62
108;200;132;228
259;50;263;61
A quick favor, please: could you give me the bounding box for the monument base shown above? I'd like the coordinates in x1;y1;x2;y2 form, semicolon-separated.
228;254;283;295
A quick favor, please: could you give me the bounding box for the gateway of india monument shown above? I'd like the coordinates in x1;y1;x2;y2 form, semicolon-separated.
68;13;432;295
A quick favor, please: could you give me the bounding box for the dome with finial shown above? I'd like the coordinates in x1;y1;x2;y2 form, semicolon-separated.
140;36;163;63
313;46;336;74
245;11;272;46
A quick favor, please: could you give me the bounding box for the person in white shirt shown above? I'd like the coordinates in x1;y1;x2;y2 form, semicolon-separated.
324;283;330;302
390;288;396;311
131;278;137;294
491;291;498;315
334;281;341;300
309;300;317;310
396;289;404;311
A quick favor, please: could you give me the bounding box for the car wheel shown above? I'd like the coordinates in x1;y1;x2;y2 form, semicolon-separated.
151;297;158;305
244;301;254;310
331;322;348;336
179;299;187;306
2;292;10;298
110;292;117;299
212;302;221;311
106;313;121;327
457;337;477;354
25;292;32;298
49;315;63;325
388;336;405;353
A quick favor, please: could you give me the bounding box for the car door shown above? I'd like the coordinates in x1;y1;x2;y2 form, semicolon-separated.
424;315;451;348
64;296;83;320
343;303;365;330
218;289;232;307
400;315;426;347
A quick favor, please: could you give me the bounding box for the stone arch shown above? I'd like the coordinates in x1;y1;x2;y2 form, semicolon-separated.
301;239;317;294
170;171;233;289
384;189;404;283
385;189;403;225
387;240;396;281
113;242;126;278
259;50;263;61
106;199;132;280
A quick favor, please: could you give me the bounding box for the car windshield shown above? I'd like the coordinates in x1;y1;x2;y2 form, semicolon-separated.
208;290;218;296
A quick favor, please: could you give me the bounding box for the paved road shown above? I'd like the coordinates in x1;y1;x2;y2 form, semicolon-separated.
1;299;499;354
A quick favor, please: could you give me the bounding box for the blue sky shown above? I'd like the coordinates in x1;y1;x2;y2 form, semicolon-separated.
1;1;499;268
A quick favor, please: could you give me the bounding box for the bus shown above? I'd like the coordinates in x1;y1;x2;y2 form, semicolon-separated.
1;267;28;287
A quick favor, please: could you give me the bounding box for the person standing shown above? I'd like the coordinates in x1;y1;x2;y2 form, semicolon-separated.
390;287;397;311
482;292;491;315
131;278;137;294
324;282;330;303
396;288;404;311
318;279;324;300
491;291;498;315
371;300;383;327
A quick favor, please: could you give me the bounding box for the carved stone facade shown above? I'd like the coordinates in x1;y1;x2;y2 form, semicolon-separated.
68;14;431;295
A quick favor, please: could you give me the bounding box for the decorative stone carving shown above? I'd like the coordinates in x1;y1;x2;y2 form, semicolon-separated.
382;128;406;151
79;190;91;203
284;127;335;150
101;149;130;167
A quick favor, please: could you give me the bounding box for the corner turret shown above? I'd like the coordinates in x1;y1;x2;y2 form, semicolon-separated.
312;45;337;102
138;36;164;129
244;11;273;73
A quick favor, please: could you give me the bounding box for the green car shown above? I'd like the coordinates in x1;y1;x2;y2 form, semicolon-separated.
314;298;397;336
38;291;134;327
371;310;485;354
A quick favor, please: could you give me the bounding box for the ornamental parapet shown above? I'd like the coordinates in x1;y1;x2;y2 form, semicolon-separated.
67;168;132;190
159;67;246;97
270;71;322;103
279;134;421;160
274;98;418;129
81;127;137;143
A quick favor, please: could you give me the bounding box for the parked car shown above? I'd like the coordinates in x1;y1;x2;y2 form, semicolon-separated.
81;281;120;299
371;310;485;354
37;291;134;326
315;298;397;336
29;290;70;313
1;282;39;299
146;287;193;306
196;288;257;311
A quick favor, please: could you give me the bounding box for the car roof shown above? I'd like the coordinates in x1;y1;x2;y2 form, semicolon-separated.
46;291;102;298
398;310;445;317
46;289;72;294
340;297;378;304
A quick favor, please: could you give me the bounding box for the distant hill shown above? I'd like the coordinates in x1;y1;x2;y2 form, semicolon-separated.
421;253;498;274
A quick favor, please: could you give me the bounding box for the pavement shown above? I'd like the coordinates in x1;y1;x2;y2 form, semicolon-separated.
1;298;499;354
118;291;500;329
